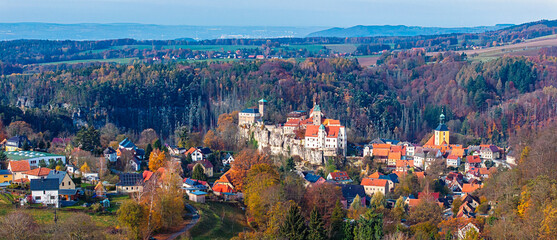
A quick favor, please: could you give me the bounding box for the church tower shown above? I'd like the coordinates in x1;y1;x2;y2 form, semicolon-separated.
434;113;450;146
312;104;322;125
318;124;326;148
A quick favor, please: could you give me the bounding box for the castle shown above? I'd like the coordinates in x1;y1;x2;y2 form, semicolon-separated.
238;101;347;164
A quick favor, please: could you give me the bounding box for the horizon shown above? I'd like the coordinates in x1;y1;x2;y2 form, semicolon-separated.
1;0;556;28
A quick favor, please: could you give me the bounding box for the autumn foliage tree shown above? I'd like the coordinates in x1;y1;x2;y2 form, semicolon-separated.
302;182;343;226
229;149;271;191
148;149;167;171
243;163;281;228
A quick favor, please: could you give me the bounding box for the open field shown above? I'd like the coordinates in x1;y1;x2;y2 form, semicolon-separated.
325;44;358;53
39;57;139;65
353;55;381;67
187;201;248;240
428;34;557;62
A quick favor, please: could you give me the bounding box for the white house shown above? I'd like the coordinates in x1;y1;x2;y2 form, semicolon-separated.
103;147;117;162
222;153;235;166
186;147;213;162
458;222;480;239
30;178;60;208
446;155;461;168
480;146;500;160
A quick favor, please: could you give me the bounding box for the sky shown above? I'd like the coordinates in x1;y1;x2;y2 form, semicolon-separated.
1;0;556;27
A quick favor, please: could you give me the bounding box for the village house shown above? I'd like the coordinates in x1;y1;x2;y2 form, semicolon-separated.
187;190;208;203
480;145;500;160
212;171;236;198
185;147;213;162
187;159;214;177
302;172;326;187
457;222;480;239
47;170;76;190
7;160;30;181
116;173;144;193
4;135;30;152
446;155;461;168
23;167;51;180
0;170;13;184
361;178;388;196
95;181;107;198
221;153;234;166
326;171;352;184
387;151;402;168
465;156;482;172
183;178;210;192
340;184;367;209
5;151;66;168
30;178;60;207
103;147;117;162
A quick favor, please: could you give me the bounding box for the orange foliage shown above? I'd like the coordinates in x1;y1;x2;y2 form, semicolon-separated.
229;149;272;191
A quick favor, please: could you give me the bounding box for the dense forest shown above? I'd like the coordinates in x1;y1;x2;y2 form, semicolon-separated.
2;45;557;147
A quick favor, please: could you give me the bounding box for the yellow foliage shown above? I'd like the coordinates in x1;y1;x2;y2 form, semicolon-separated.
148;149;166;171
517;189;531;217
539;204;557;239
80;162;91;173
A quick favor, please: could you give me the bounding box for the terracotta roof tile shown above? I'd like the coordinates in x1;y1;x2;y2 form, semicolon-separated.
361;178;387;187
24;167;51;176
8;160;30;172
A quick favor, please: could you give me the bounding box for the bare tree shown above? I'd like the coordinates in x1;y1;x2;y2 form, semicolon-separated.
0;212;40;239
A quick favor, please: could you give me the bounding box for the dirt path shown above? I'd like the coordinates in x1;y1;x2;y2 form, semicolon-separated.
154;204;200;240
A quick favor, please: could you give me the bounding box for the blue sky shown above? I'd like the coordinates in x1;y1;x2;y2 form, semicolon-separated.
1;0;556;27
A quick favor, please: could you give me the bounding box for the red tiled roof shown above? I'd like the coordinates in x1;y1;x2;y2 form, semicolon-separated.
212;184;234;193
284;119;301;127
8;160;30;172
388;151;402;160
324;119;341;126
372;144;391;149
361;178;387;187
329;171;350;181
447;155;459;160
143;171;154;182
24;167;51;176
408;199;421;208
451;148;465;157
373;149;390;157
300;117;314;126
185;147;196;155
424;135;435;146
466;156;481;164
396;159;414;168
418;192;440;200
368;171;384;179
462;183;481;193
305;125;319;137
414;172;425;179
13;178;30;183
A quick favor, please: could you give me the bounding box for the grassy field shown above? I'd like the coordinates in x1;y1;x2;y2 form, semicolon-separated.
325;44;358;54
39;57;139;65
187;201;248;240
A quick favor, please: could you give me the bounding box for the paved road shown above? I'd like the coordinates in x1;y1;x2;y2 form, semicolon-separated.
165;204;200;240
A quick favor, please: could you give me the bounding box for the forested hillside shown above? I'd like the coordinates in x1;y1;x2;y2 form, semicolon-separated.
2;45;557;146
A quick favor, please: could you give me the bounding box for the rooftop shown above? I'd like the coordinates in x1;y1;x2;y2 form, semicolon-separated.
30;178;59;191
5;151;64;161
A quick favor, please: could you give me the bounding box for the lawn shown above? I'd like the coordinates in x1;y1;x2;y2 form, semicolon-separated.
187;201;248;240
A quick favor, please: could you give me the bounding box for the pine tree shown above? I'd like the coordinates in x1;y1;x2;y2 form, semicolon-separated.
280;204;306;240
192;164;207;181
329;200;346;239
308;207;325;240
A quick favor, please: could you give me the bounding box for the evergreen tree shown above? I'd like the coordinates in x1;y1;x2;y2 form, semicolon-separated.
145;144;153;161
280;204;306;240
329;200;346;239
353;210;383;240
286;157;295;171
308;207;325;240
192;164;207;181
0;151;6;169
38;159;47;168
75;126;100;152
153;139;162;150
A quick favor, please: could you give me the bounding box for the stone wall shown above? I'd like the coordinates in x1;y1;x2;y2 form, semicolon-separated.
238;124;325;165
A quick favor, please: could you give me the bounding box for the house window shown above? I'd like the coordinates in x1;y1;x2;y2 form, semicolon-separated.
50;196;55;200
35;196;41;200
62;182;65;186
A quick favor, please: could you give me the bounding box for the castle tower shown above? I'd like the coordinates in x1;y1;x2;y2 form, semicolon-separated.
434;113;450;146
258;99;267;118
312;104;322;125
318;124;326;148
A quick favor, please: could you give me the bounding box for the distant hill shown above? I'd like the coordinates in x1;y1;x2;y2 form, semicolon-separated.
307;24;514;38
0;23;328;40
